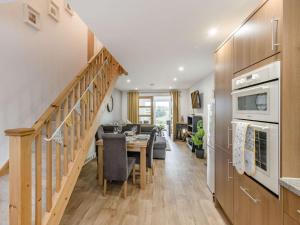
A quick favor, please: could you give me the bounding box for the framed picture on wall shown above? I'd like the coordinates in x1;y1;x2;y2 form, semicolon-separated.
64;0;73;16
48;0;60;22
23;3;41;30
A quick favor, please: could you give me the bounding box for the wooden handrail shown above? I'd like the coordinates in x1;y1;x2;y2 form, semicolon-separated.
0;160;9;177
5;46;126;225
32;47;127;133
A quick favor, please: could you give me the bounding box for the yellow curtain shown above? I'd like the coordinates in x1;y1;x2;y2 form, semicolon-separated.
128;91;139;123
171;90;180;140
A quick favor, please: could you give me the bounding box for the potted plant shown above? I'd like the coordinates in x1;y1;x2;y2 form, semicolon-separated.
156;124;166;137
191;120;205;158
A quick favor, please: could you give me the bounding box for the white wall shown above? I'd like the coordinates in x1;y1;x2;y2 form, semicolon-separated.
0;0;102;166
86;88;123;162
187;73;215;153
99;89;123;124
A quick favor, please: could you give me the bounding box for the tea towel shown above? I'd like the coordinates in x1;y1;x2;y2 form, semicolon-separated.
244;126;256;175
233;122;249;175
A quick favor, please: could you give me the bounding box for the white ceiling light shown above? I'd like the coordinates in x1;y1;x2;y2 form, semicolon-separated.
173;78;177;82
208;27;218;36
169;86;172;89
178;66;184;72
126;79;131;83
135;88;138;90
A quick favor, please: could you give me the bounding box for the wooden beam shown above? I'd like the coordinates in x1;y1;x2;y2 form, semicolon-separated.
5;128;35;225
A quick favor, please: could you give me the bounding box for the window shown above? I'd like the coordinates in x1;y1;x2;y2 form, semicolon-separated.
139;96;153;124
154;96;171;126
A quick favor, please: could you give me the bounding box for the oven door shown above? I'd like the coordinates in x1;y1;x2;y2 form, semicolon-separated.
232;80;279;123
232;120;279;195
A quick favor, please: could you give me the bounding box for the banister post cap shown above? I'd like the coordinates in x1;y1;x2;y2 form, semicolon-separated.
5;128;35;137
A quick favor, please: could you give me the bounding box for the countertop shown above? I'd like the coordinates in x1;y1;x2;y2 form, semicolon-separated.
280;177;300;196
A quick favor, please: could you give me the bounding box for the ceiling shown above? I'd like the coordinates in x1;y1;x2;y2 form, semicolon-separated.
70;0;261;91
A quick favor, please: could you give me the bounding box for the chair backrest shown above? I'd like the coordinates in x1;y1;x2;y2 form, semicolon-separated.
146;129;157;168
102;133;128;181
95;126;104;141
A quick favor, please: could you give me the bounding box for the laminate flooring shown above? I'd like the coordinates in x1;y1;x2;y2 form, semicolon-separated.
60;139;229;225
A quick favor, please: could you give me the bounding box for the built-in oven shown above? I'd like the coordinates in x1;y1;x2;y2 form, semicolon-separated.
232;119;279;194
231;61;280;195
232;61;280;123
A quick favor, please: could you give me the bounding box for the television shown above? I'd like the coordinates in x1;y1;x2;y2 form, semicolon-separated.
191;90;202;109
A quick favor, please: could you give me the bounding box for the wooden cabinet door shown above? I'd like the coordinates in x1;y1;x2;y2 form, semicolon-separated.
233;0;282;73
284;214;300;225
249;180;281;225
234;172;251;225
234;172;281;225
215;38;233;153
215;148;234;223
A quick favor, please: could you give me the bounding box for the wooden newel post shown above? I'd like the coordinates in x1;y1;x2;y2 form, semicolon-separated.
5;128;35;225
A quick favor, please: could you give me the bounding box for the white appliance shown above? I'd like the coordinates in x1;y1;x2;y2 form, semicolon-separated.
207;101;215;194
232;119;279;194
231;61;280;195
232;61;280;123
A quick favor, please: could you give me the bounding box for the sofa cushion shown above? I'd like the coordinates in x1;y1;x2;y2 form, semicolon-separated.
122;124;141;134
101;125;116;133
141;125;156;134
154;136;167;149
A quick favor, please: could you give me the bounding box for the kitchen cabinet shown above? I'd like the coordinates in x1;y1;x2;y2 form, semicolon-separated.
215;147;234;223
233;0;282;73
284;214;300;225
234;172;281;225
281;0;300;178
283;188;300;224
215;38;233;153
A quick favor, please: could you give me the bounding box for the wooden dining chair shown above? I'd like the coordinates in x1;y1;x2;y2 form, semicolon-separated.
102;133;136;198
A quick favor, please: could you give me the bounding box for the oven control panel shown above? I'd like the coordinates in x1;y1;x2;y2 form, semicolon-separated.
232;61;280;90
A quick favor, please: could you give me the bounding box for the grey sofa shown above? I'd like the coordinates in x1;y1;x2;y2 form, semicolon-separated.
101;124;141;134
153;136;167;159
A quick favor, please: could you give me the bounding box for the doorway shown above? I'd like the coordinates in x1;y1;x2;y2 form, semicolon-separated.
153;96;171;126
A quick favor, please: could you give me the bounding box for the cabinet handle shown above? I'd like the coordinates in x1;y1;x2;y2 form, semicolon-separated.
227;160;233;181
240;186;260;204
297;209;300;214
227;127;232;149
271;17;280;51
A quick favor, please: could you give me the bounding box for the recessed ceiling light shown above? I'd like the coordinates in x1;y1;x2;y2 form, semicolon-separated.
208;27;218;36
178;66;184;72
173;78;177;82
135;88;138;90
126;79;131;83
169;86;172;89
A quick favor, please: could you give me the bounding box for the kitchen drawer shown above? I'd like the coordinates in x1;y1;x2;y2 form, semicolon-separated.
283;189;300;223
234;172;281;225
284;214;300;225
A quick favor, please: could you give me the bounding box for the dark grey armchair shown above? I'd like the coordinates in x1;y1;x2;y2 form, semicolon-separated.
102;133;136;198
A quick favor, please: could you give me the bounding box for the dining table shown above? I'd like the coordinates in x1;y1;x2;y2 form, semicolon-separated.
96;135;149;189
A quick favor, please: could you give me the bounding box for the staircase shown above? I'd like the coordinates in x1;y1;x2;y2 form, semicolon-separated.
0;47;126;225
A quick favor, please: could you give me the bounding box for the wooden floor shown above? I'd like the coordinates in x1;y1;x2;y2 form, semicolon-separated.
60;139;229;225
